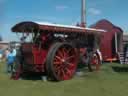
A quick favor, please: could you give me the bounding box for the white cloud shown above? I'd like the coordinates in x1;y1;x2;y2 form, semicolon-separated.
55;5;68;11
88;8;101;15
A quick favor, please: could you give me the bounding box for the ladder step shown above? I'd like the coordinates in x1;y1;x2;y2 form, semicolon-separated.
118;52;128;64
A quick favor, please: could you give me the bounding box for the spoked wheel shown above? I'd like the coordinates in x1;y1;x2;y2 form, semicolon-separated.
88;53;101;72
46;42;78;81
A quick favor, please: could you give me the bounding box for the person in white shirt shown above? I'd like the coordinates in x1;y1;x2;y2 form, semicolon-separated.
96;49;103;64
12;48;17;57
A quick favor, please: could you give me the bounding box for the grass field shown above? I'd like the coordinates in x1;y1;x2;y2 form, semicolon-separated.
0;62;128;96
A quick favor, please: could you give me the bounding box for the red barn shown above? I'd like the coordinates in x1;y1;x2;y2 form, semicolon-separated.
90;19;123;61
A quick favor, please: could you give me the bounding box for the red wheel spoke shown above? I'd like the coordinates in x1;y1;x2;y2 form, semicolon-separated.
54;61;62;65
54;56;62;64
66;62;75;69
61;69;69;80
54;64;62;70
59;69;65;79
66;55;75;61
62;48;66;57
55;64;68;80
65;68;72;76
57;50;64;58
56;70;61;77
55;56;62;61
67;48;72;54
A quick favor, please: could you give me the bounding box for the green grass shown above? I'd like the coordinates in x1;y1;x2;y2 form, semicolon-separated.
1;62;128;96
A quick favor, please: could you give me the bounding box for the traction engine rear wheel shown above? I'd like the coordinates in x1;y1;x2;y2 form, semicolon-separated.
46;42;78;81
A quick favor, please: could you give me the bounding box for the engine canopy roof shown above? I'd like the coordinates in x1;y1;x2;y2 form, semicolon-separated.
12;21;106;34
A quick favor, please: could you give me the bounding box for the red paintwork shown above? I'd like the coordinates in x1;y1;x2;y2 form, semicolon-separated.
91;19;123;61
21;43;48;72
32;47;48;65
32;48;48;72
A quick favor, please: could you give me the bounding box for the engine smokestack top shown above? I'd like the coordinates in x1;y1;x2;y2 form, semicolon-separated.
81;0;86;27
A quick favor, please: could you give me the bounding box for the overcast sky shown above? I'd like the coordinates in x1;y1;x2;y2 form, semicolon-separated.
0;0;128;41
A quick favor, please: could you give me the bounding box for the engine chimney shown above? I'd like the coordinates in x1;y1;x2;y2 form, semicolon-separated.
81;0;86;27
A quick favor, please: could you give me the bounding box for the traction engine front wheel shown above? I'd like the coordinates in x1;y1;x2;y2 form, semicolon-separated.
46;43;78;81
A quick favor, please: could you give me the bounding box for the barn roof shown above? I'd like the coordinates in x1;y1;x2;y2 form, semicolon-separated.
11;21;106;34
90;19;123;33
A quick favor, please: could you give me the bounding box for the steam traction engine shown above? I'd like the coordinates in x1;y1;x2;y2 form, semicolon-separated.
11;21;105;81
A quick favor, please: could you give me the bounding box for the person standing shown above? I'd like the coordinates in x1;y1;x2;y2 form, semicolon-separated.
0;47;4;62
12;47;16;56
6;49;15;73
5;48;10;58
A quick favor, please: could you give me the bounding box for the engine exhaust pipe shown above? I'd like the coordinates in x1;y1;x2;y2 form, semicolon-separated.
81;0;86;27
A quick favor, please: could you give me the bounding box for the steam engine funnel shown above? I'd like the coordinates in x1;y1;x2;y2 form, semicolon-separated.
81;0;86;27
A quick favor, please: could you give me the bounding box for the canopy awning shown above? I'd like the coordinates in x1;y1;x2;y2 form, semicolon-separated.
11;21;106;34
